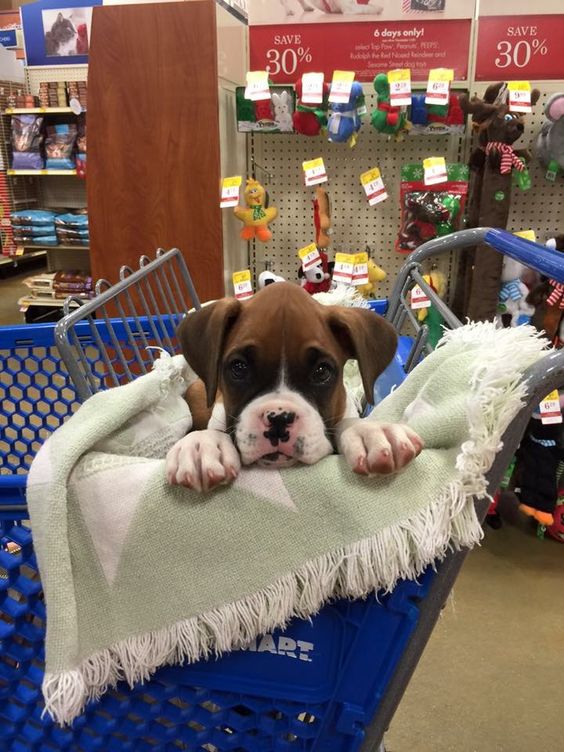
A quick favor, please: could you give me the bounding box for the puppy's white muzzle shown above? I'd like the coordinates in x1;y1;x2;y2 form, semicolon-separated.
235;389;333;468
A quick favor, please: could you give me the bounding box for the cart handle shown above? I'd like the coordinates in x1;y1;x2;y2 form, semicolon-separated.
407;228;564;282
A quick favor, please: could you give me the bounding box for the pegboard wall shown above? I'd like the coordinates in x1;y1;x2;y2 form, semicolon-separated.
248;81;564;300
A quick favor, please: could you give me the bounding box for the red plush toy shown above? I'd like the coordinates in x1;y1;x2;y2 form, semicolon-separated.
292;77;330;136
298;250;333;294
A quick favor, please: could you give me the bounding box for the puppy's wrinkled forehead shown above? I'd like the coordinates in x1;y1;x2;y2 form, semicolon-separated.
224;283;339;362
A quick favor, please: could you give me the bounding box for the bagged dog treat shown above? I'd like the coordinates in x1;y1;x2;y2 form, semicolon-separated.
11;210;56;226
55;212;88;228
396;163;469;253
45;123;77;170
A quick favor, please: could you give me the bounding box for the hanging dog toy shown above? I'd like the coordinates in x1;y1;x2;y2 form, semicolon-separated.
234;178;278;243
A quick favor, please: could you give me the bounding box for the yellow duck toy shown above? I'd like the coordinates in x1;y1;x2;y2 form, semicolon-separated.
356;257;387;299
234;178;278;243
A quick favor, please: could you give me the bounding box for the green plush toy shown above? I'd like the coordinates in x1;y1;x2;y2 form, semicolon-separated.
371;73;408;137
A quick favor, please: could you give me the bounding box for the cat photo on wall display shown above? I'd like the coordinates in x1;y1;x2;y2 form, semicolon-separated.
408;0;446;10
42;7;92;57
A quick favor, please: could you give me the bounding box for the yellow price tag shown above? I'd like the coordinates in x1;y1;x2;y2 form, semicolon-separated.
232;269;253;300
388;69;411;106
329;70;355;104
539;389;562;425
220;176;242;208
423;156;447;185
352;252;369;286
298;243;321;271
425;68;453;105
333;253;354;284
508;81;532;112
244;71;270;101
15;246;24;256
360;167;388;205
302;157;327;186
514;230;536;242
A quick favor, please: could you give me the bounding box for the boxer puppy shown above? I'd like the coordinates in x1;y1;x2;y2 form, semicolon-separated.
166;283;422;491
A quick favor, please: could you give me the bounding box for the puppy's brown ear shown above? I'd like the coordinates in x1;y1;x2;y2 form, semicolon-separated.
531;88;541;107
177;299;241;407
326;308;397;404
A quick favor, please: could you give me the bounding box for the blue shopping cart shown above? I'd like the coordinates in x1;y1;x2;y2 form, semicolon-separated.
2;229;564;752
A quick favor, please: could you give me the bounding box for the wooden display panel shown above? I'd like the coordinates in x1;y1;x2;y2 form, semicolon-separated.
87;0;224;302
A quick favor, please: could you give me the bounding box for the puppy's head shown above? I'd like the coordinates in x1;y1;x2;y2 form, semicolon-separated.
177;283;397;468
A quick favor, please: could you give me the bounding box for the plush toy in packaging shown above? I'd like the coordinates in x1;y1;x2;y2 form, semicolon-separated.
236;86;295;133
234;178;277;242
293;76;330;136
409;92;465;135
327;81;364;146
396;163;469;253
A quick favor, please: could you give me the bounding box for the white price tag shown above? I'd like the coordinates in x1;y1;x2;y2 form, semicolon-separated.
360;168;388;206
302;157;327;187
301;72;324;105
388;69;411;107
298;243;321;271
332;253;354;285
232;270;253;300
329;70;355;104
220;176;242;208
425;68;453;106
539;390;562;425
352;253;369;286
423;157;448;186
244;71;270;101
410;284;431;310
508;81;532;113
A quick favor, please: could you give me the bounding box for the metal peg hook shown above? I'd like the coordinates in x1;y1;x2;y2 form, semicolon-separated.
251;158;274;184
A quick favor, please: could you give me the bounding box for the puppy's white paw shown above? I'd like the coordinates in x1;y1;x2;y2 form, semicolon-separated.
165;429;241;492
338;420;423;476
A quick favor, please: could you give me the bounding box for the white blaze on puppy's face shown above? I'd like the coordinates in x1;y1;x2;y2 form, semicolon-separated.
235;385;333;468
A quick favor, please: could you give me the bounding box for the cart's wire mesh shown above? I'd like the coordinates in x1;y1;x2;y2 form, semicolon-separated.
55;249;200;402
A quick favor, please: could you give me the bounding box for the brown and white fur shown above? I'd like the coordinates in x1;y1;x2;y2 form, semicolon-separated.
279;0;383;17
166;283;422;492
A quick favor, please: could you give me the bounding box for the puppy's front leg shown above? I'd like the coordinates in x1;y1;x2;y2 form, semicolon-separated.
337;417;423;475
166;429;241;491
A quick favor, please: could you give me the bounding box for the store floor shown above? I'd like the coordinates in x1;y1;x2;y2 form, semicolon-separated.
0;260;46;326
386;495;562;752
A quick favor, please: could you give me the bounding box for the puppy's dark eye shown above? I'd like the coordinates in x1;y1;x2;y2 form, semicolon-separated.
311;362;335;385
229;359;249;380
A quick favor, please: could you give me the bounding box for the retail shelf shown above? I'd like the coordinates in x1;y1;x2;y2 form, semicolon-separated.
0;250;46;267
4;107;80;114
19;244;89;251
18;295;80;309
7;169;77;176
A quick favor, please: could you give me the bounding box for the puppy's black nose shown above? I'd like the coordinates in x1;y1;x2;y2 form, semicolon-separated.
263;411;296;447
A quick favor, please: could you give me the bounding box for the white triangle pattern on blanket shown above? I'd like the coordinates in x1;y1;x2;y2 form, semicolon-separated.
72;459;160;585
233;467;297;512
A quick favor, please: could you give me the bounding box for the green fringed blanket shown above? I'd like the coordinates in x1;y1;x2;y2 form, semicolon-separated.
26;322;547;724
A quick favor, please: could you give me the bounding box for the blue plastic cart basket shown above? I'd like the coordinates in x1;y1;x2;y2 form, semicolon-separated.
2;230;564;752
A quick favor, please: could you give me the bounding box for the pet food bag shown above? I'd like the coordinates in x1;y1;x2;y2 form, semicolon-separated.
11;115;44;170
396;163;469;253
45;123;78;170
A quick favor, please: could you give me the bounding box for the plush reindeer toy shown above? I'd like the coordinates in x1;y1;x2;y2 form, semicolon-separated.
452;83;540;322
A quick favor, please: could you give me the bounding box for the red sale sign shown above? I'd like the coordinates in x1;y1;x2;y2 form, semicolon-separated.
476;15;564;81
250;19;471;84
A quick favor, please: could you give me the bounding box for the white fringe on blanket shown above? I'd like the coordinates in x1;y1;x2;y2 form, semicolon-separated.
42;322;548;725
